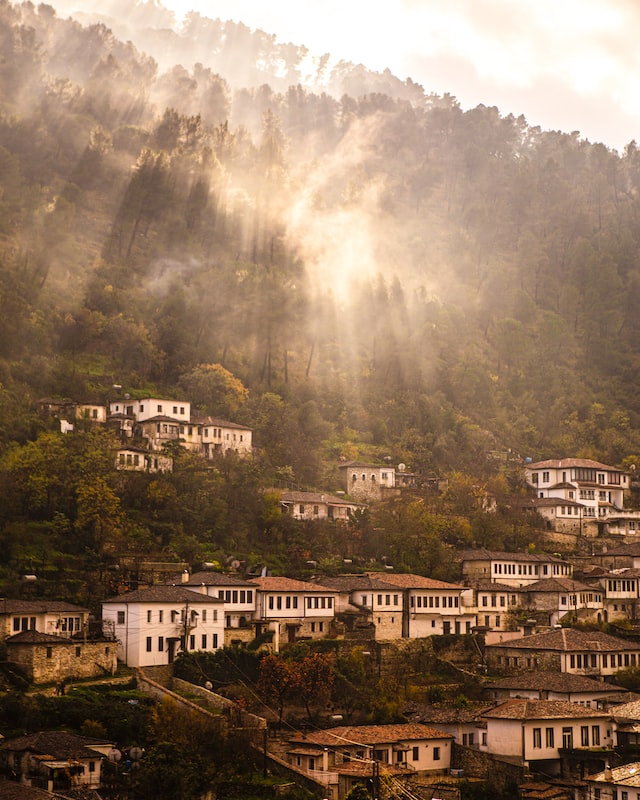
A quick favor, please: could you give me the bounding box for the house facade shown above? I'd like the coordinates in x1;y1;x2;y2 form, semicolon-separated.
485;628;640;678
287;723;453;800
0;600;90;641
520;578;604;626
480;700;613;775
338;462;397;502
524;458;640;535
250;576;338;648
463;580;521;631
461;549;573;588
482;672;627;707
276;490;364;522
102;585;224;667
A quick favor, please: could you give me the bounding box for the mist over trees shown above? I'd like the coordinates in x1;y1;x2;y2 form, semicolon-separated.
0;0;639;588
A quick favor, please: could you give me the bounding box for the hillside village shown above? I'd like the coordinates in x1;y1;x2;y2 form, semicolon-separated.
6;399;640;798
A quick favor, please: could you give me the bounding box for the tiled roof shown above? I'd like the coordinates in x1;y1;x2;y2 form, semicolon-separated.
0;779;68;800
527;458;620;471
278;490;363;506
471;580;521;592
523;578;596;593
6;631;72;645
0;600;88;615
404;701;492;724
611;700;640;720
250;577;338;593
103;585;223;604
193;416;252;430
337;461;388;469
318;575;392;591
482;699;610;720
289;723;453;747
370;573;464;591
587;762;640;786
167;571;255;588
0;730;112;759
487;627;639;652
485;671;625;694
460;549;568;563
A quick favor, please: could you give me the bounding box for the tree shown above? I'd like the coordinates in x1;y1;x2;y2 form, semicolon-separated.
257;653;294;723
178;363;249;418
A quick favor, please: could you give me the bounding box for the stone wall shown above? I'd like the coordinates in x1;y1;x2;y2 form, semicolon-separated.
7;640;117;684
451;744;524;792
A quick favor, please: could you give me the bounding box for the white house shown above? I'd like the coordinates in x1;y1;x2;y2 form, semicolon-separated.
480;700;613;774
461;549;573;588
109;398;191;424
521;577;604;626
483;672;627;707
287;723;453;800
115;446;173;473
102;585;224;667
0;599;90;641
524;458;640;535
466;580;521;631
197;416;253;457
275;489;364;522
586;762;640;800
596;569;640;623
249;576;338;648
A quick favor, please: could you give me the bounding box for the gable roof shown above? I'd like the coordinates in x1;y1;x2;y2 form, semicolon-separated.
0;600;89;615
487;628;639;652
318;574;400;592
485;671;626;695
103;585;223;604
481;699;610;720
369;573;464;591
0;779;69;800
289;722;453;747
167;571;255;588
523;578;597;593
249;576;338;593
527;458;621;471
460;549;568;564
0;730;112;759
5;631;73;645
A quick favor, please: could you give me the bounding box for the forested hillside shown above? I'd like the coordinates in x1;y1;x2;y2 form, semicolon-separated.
0;0;638;594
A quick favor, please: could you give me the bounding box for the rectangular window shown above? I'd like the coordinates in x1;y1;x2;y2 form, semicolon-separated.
581;726;589;746
147;610;152;623
158;636;164;652
562;727;573;749
433;747;440;761
533;728;542;748
117;611;125;625
146;637;152;652
592;726;600;746
213;634;218;648
201;634;207;649
546;728;554;748
412;746;419;760
190;634;195;650
202;610;206;622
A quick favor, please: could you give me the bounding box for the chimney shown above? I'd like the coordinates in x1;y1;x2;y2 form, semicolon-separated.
181;570;189;584
200;583;207;595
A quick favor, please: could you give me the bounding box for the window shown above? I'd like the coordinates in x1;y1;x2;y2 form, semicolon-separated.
213;634;218;648
542;471;549;482
533;728;542;748
433;747;440;761
147;610;152;623
201;634;207;649
158;636;164;651
190;635;195;650
592;726;600;745
562;727;573;748
581;726;589;746
89;761;96;773
201;610;206;622
117;611;125;625
146;637;152;652
545;728;554;748
46;647;52;658
159;610;163;623
412;746;419;761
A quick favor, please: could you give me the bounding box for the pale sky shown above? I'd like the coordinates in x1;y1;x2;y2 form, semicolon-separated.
160;0;640;152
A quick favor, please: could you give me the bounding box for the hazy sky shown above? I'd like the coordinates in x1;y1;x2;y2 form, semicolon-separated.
160;0;640;152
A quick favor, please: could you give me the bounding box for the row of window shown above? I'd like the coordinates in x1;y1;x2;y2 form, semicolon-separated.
594;789;638;800
410;595;460;609
532;724;601;749
12;616;81;632
532;469;621;485
481;595;516;607
217;589;253;604
570;652;639;669
608;580;637;592
145;634;219;652
116;609;218;625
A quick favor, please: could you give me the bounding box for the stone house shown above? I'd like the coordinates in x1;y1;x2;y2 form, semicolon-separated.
338;461;397;502
595;569;640;623
485;628;640;677
482;672;627;707
287;723;453;800
196;416;253;457
586;762;640;800
0;731;114;792
465;580;521;631
115;446;173;473
520;578;604;626
102;585;224;667
275;489;364;522
5;630;117;684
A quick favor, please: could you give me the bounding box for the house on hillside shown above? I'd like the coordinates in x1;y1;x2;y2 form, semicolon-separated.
115;445;173;473
586;762;640;800
197;416;253;457
0;731;114;792
524;458;640;535
482;672;627;706
102;585;224;667
249;576;338;648
0;600;89;641
168;570;257;645
595;569;640;623
460;549;573;588
338;462;397;502
485;628;640;677
287;723;453;800
465;580;521;631
520;577;604;626
480;700;613;777
275;489;364;522
5;630;117;684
